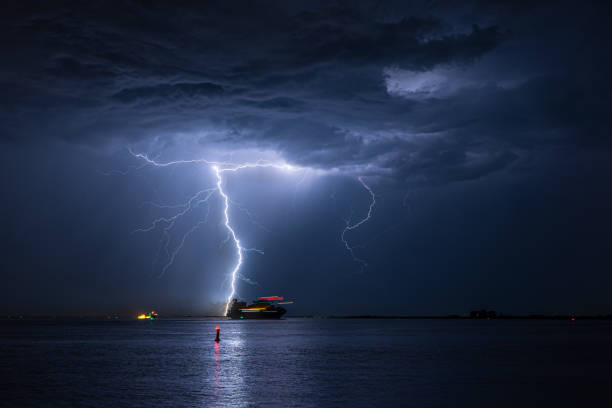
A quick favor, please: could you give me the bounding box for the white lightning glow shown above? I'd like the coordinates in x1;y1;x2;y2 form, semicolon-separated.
340;176;376;272
130;150;303;315
213;165;243;316
212;162;302;315
128;149;376;314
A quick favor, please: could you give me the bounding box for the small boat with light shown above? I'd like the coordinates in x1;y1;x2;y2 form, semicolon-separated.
137;311;158;320
227;296;292;319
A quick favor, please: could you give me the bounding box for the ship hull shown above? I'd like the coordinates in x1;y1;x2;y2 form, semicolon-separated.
239;310;285;320
226;297;288;320
228;309;286;320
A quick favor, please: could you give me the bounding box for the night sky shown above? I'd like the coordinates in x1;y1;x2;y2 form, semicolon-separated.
1;1;611;316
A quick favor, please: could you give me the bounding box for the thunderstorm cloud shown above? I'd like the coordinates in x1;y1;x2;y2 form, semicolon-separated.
1;0;611;315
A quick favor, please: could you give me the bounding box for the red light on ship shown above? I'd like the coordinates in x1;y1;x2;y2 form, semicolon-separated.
258;296;284;301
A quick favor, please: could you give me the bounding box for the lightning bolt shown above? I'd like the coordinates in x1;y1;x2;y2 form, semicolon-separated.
129;150;302;315
212;165;243;316
128;150;376;314
340;176;376;272
212;162;301;315
132;188;216;277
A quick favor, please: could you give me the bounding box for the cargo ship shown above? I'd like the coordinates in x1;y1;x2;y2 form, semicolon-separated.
226;296;291;319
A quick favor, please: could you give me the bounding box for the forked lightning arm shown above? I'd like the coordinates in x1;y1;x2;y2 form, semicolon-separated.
130;152;300;315
130;151;375;314
213;165;243;315
340;177;376;272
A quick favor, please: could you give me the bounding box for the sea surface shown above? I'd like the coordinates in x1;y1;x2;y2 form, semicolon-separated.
1;318;611;407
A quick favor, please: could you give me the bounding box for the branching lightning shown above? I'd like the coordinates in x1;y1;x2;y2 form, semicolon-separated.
133;188;216;234
130;151;302;315
229;199;270;232
212;162;300;315
160;220;207;278
133;188;216;277
340;176;376;272
212;165;243;316
129;150;376;314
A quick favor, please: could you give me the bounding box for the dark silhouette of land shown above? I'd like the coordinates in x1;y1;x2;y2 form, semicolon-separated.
3;312;612;320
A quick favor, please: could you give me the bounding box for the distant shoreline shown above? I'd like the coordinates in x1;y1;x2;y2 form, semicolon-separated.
2;314;612;320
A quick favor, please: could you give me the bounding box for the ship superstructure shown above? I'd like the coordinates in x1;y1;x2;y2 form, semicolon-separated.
226;296;290;319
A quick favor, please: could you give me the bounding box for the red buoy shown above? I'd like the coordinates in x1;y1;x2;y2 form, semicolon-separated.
215;326;220;342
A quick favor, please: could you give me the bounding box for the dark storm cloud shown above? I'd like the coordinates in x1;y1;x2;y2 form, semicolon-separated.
112;82;225;103
0;0;521;184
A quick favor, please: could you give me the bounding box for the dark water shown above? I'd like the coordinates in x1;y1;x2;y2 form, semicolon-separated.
1;318;611;407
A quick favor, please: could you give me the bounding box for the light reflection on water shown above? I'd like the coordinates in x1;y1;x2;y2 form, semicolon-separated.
210;325;247;406
1;318;611;407
213;341;220;388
